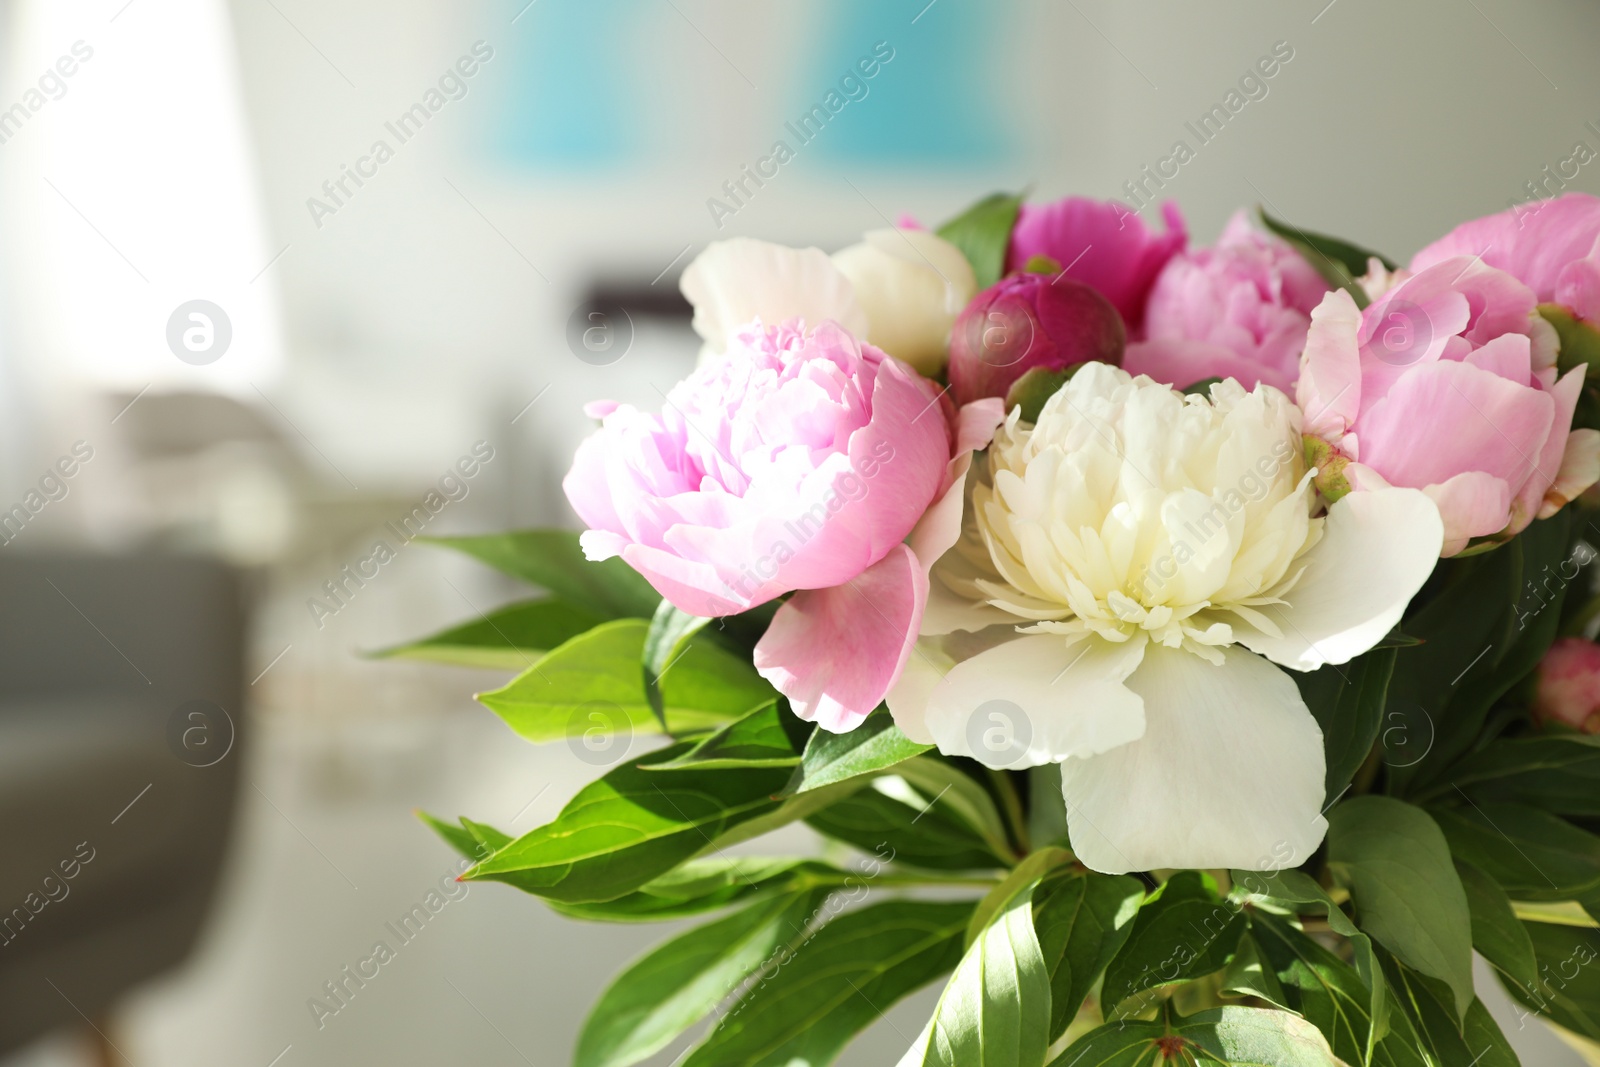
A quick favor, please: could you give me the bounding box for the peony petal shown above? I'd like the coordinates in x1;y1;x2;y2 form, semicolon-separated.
907;397;1006;572
1354;357;1554;493
679;238;868;354
1421;471;1515;554
754;544;927;732
920;634;1147;769
1124;336;1296;394
1542;428;1600;518
1233;487;1442;670
1007;198;1187;330
1511;365;1586;533
884;641;948;745
1296;289;1364;441
833;230;976;376
1061;644;1326;874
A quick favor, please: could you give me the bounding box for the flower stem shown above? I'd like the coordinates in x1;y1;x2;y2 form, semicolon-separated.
986;768;1031;856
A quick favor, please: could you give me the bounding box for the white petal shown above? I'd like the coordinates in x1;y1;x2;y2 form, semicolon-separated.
884;641;951;745
1062;644;1327;874
1234;487;1441;671
832;229;976;375
921;634;1146;769
678;237;868;353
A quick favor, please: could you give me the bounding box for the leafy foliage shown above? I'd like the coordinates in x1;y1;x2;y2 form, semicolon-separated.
401;407;1600;1064
936;191;1025;290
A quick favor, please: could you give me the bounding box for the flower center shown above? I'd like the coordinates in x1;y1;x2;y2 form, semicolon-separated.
961;366;1322;663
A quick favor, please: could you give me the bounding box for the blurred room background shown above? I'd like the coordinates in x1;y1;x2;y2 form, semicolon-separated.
0;0;1596;1063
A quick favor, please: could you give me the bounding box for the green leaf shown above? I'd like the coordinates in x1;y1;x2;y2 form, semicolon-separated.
1380;949;1520;1067
1027;763;1068;850
647;702;811;771
895;757;1018;864
575;890;820;1067
704;777;869;852
477;619;774;743
459;816;513;853
1327;796;1475;1020
1294;648;1395;800
1456;858;1540;993
1248;913;1424;1067
420;529;660;617
1433;802;1600;899
1393;511;1574;794
1033;867;1143;1040
806;774;1010;871
1100;871;1246;1016
371;597;607;670
966;848;1073;947
1442;733;1600;817
1049;1006;1345;1067
1221;933;1292;1012
905;880;1049;1067
465;745;790;903
644;600;712;728
936;191;1024;290
417;810;483;860
783;705;932;795
683;899;971;1067
548;857;843;923
1257;209;1395;310
1231;868;1390;1060
1542;302;1600;377
1501;921;1600;1041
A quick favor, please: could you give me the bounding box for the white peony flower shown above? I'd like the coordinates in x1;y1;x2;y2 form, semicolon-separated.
678;231;974;374
888;363;1443;874
831;228;976;375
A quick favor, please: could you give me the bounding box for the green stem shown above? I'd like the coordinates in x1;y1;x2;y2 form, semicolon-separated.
1350;742;1384;797
986;767;1031;857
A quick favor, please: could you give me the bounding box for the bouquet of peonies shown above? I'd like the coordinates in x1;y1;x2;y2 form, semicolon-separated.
394;192;1600;1066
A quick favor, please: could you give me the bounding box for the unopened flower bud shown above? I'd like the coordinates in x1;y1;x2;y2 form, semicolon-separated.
948;272;1125;406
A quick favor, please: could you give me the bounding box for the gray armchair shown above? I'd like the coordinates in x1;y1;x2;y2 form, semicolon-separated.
0;553;246;1060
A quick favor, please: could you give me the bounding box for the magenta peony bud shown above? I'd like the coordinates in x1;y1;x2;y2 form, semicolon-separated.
948;271;1126;406
1535;637;1600;734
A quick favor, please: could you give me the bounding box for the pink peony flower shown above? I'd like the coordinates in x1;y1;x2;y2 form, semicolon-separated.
1411;192;1600;324
564;319;1004;731
1535;637;1600;733
1006;197;1187;332
947;271;1125;406
1123;211;1331;392
1297;257;1600;556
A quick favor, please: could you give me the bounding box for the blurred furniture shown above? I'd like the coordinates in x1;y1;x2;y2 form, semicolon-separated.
0;553;246;1062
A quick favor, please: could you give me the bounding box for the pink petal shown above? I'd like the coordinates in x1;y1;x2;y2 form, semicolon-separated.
1421;471;1515;555
1412;193;1600;312
1557;258;1600;323
1510;364;1586;533
1124;337;1295;393
1356;358;1554;492
907;398;1005;570
753;544;928;732
1296;290;1364;441
1006;198;1187;330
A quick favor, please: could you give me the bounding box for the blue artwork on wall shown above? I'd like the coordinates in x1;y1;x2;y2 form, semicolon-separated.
486;0;1014;170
